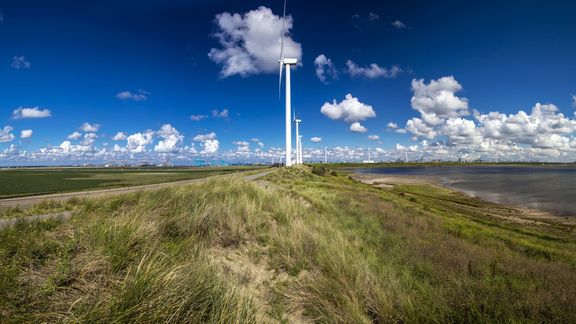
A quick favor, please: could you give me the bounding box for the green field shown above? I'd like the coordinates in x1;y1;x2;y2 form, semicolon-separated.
0;166;264;198
1;165;575;322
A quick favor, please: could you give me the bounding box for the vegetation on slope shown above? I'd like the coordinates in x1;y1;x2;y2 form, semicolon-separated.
1;166;575;322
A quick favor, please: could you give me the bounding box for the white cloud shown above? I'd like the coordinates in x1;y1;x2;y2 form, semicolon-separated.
11;56;31;69
11;107;51;119
391;20;407;29
411;76;469;124
320;94;376;122
350;122;368;133
233;141;250;154
116;89;149;101
208;6;302;78
346;60;402;79
368;135;380;140
82;133;98;146
314;54;338;84
368;13;380;21
68;131;82;140
126;131;154;153
154;124;184;153
441;118;479;145
211;109;229;119
405;117;437;139
193;132;217;142
193;132;219;154
190;114;208;121
79;122;100;132
387;122;398;129
310;136;322;143
112;132;127;141
20;129;33;139
572;94;576;108
0;126;15;143
201;140;220;154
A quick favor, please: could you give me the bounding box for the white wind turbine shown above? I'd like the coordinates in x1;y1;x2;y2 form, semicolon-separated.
278;0;298;166
294;113;302;164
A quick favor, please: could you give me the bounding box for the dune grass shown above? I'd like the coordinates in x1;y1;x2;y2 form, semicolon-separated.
0;166;575;322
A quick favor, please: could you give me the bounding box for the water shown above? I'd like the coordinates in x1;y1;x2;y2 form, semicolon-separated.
353;166;576;216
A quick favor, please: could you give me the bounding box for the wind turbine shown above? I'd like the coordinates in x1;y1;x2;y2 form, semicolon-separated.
298;134;303;164
278;0;298;166
294;112;301;165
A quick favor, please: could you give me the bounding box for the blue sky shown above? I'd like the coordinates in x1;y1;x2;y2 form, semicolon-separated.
1;0;576;165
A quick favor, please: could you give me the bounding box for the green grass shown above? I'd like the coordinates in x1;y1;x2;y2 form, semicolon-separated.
0;166;263;198
1;166;575;322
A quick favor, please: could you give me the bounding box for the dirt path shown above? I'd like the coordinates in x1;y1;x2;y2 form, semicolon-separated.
0;169;276;210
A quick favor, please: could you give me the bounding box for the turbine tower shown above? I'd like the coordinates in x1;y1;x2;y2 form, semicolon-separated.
278;0;298;166
294;115;301;165
298;134;303;164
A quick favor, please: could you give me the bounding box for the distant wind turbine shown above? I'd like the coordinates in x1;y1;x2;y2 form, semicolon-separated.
294;114;302;164
278;0;298;166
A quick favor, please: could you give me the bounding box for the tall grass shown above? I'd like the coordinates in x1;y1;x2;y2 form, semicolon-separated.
1;168;575;322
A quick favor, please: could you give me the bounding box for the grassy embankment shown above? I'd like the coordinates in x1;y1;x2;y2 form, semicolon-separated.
0;166;263;199
1;166;575;322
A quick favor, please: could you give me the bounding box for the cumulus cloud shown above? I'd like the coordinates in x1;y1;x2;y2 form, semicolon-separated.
126;131;154;153
11;56;31;69
193;132;219;154
0;126;15;143
572;94;576;108
79;122;100;133
82;133;98;146
208;6;302;78
320;94;376;123
391;20;408;29
251;138;265;148
112;132;127;141
211;109;229;119
387;122;398;129
405;118;437;139
314;54;338;84
410;76;469;126
310;137;322;143
368;134;380;140
190;114;208;121
11;107;51;119
68;131;82;140
346;60;402;79
350;122;368;133
233;141;250;154
20;129;33;139
116;89;149;101
154;124;184;153
193;132;217;142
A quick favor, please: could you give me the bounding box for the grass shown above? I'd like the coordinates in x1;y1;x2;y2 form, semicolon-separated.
0;166;575;322
0;166;263;198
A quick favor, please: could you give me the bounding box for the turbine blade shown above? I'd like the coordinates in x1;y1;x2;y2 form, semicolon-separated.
278;62;283;99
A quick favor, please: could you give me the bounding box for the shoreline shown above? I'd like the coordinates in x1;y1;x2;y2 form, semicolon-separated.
352;173;576;226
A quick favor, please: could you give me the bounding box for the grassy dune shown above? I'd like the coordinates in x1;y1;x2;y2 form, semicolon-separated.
1;166;575;322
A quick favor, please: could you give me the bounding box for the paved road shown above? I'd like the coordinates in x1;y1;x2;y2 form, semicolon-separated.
0;169;276;210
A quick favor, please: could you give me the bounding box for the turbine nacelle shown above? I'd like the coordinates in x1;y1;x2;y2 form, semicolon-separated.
280;58;298;65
